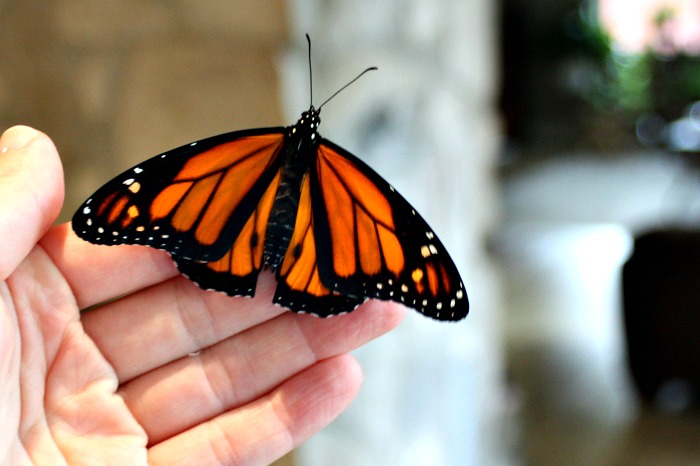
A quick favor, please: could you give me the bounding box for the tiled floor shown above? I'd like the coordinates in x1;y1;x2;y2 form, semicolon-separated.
498;152;700;465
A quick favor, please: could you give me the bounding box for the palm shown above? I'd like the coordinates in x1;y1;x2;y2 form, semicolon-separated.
2;239;148;464
0;127;405;466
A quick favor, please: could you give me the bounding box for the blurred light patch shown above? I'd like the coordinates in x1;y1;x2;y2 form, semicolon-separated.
636;102;700;151
496;223;633;347
668;116;700;151
599;0;700;55
496;223;636;421
689;100;700;127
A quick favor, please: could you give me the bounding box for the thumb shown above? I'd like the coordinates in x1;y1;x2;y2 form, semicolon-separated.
0;126;64;281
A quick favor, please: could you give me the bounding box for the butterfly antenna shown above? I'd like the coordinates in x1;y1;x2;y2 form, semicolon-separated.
318;66;378;110
306;34;313;107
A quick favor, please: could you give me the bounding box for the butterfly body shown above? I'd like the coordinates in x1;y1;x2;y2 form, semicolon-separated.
263;108;320;269
73;104;469;321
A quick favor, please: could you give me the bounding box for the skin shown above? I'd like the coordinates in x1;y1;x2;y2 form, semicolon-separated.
0;126;406;466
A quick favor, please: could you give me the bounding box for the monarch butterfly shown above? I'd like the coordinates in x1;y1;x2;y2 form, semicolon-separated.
72;36;468;321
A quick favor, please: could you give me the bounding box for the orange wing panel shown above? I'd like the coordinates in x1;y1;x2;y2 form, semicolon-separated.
316;144;405;279
176;135;284;179
279;175;334;297
203;169;282;277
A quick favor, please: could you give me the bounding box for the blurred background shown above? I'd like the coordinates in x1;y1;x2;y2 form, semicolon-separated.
2;0;700;464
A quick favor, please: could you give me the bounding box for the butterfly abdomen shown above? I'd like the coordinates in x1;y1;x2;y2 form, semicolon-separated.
263;169;304;268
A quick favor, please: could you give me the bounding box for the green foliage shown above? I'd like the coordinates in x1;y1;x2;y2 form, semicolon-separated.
576;1;700;120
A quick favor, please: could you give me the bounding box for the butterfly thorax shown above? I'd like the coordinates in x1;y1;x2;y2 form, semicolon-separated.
263;107;321;269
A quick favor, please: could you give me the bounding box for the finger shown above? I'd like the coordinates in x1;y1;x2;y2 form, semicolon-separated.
121;301;405;444
0;126;64;281
147;354;362;466
81;271;284;382
41;223;179;309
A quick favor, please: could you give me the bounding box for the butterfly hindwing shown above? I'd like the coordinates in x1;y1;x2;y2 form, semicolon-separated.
274;173;365;316
72;128;286;261
173;169;283;298
309;140;469;321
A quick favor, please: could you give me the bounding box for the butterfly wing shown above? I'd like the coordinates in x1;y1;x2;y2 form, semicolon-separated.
72;128;286;262
309;140;469;321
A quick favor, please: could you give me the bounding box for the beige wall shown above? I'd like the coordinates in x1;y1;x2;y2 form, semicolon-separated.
0;1;287;223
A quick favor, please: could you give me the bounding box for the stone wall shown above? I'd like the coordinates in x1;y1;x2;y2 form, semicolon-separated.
285;2;506;465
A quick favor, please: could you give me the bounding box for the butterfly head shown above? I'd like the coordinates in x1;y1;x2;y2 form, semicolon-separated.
289;106;322;143
298;106;321;129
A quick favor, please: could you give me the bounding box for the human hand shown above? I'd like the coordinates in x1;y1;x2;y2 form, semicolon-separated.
0;126;406;465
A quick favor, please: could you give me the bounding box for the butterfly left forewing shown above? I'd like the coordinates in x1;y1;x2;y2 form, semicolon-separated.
72;128;286;261
311;140;469;321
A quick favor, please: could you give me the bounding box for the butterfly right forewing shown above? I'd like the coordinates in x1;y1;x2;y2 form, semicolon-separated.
309;139;469;321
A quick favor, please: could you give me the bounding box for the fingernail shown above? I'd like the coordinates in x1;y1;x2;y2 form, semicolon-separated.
0;126;40;153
